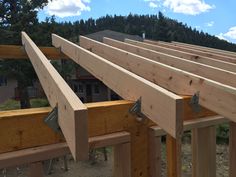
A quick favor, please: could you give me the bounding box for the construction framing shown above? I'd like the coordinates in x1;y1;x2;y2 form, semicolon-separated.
0;32;235;177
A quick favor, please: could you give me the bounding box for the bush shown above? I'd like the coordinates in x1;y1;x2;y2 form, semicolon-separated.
30;98;49;108
216;123;229;144
0;99;20;111
0;98;49;111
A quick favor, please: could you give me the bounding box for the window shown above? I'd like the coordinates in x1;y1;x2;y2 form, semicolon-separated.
74;85;78;92
0;76;7;86
94;84;100;94
78;84;84;93
74;84;84;93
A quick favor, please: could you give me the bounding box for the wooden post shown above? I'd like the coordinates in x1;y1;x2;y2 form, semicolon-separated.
166;135;182;177
192;126;216;177
229;122;236;177
148;128;162;177
113;142;131;177
29;162;44;177
107;87;111;101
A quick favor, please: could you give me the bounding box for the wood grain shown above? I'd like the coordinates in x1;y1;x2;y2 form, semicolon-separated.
81;36;236;123
192;126;216;177
52;33;184;138
0;45;68;59
172;41;236;59
105;37;236;75
145;39;236;66
22;32;88;161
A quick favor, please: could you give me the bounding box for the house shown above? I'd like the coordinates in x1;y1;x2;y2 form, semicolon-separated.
0;75;44;104
85;29;143;42
0;75;17;103
0;30;142;104
69;30;143;102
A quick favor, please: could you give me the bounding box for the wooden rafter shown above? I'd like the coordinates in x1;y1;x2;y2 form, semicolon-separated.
126;39;236;71
145;39;236;64
1;32;235;177
21;32;88;161
104;37;236;85
80;36;236;123
0;45;68;59
52;34;184;138
172;41;236;59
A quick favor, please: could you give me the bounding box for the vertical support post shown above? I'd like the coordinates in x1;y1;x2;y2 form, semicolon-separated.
29;162;44;177
229;122;236;177
107;87;111;101
192;126;216;177
148;128;162;177
166;134;182;177
113;142;131;177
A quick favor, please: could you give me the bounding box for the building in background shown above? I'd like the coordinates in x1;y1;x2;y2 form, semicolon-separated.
85;29;143;42
0;75;17;103
0;30;142;104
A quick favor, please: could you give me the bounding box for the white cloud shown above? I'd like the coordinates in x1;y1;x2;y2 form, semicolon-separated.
205;21;214;27
44;0;91;18
144;0;161;8
216;33;229;41
144;0;214;15
162;0;215;15
216;27;236;43
224;26;236;40
149;2;158;8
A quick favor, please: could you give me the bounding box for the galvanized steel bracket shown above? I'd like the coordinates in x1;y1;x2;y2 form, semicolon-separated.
129;97;147;121
190;91;201;113
44;107;61;132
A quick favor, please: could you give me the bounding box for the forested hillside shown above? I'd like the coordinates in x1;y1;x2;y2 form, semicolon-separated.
1;12;236;52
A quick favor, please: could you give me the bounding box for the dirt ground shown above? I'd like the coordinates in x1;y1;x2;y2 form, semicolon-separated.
1;144;228;177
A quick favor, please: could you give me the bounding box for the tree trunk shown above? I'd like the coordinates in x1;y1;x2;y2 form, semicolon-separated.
18;86;31;109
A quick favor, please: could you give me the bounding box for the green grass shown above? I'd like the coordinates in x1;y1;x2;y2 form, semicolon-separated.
0;99;20;111
0;98;49;111
30;98;49;108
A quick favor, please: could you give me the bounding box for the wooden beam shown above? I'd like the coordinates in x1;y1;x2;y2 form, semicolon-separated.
166;135;182;177
113;142;131;177
145;39;236;65
21;32;88;161
104;37;236;87
0;99;214;154
172;41;236;59
148;127;162;177
0;45;68;60
150;115;227;136
229;122;236;177
0;131;130;169
192;126;216;177
80;36;236;123
88;131;130;149
0;99;215;177
52;34;184;139
149;116;225;177
126;38;236;70
0;143;69;169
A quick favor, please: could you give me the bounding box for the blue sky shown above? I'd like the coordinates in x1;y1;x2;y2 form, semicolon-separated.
38;0;236;44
